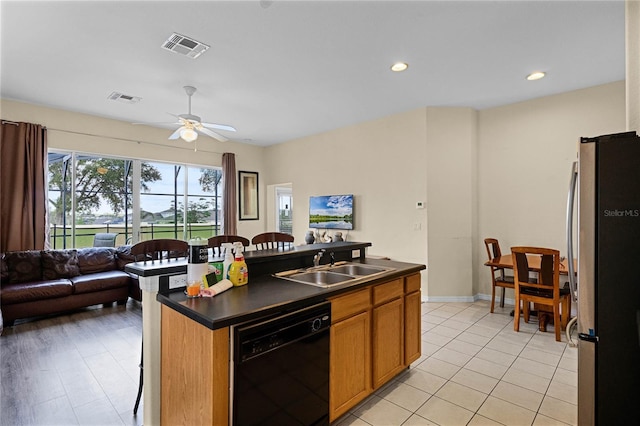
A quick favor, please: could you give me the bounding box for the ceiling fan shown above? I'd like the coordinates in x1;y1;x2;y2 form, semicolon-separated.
134;85;236;143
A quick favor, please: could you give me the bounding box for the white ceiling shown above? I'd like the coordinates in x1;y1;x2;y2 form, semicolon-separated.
1;0;625;147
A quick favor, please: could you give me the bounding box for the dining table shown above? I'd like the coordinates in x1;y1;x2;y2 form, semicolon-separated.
484;254;576;331
484;253;576;275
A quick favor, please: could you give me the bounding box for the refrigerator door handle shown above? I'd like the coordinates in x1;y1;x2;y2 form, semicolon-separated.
578;332;598;343
566;161;578;302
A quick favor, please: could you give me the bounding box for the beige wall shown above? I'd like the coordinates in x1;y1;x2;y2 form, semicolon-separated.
426;107;478;300
0;99;267;239
476;81;626;300
264;108;429;266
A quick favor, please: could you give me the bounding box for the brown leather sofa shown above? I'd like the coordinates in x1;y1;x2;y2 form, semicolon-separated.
0;246;141;328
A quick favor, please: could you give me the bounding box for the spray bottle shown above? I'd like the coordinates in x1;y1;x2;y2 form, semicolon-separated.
222;243;234;280
228;242;248;286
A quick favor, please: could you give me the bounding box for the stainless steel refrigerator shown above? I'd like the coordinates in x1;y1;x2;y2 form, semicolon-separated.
567;131;640;424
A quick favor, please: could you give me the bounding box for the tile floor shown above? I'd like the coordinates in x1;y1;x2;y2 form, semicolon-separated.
0;299;577;425
335;300;577;426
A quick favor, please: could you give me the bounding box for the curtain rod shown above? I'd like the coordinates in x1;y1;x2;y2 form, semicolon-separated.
46;127;227;155
1;120;20;126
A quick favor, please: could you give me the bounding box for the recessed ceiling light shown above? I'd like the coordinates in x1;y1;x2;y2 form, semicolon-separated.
391;62;409;72
526;71;546;81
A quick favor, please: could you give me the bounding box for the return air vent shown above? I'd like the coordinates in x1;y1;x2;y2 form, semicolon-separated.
107;92;141;104
161;33;209;59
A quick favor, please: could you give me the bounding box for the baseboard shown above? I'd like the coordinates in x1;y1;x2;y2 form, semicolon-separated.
423;293;515;305
475;293;515;306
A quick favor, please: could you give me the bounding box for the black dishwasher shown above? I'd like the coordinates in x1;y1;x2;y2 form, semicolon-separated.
232;301;331;426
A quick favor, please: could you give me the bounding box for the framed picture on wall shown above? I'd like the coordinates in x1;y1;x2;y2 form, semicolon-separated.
238;171;259;220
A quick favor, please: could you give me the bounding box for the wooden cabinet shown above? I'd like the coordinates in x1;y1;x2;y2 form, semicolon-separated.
404;273;422;365
160;305;229;426
329;288;371;422
371;279;405;389
330;310;371;421
372;297;404;388
329;273;422;420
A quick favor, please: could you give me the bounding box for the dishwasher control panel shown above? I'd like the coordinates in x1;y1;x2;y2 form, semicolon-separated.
235;302;331;362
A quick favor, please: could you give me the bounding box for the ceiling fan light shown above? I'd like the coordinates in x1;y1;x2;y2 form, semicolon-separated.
526;71;546;81
180;127;198;142
391;62;408;72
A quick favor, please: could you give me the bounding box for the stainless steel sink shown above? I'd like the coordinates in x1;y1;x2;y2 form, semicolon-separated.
287;271;356;286
276;262;395;288
328;264;390;276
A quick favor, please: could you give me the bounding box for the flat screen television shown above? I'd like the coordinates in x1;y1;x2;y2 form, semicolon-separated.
309;194;353;230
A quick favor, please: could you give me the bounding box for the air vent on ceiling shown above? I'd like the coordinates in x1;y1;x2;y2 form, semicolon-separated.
161;33;209;59
108;92;141;104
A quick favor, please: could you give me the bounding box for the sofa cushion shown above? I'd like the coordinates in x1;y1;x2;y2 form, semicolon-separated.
70;270;130;294
115;245;136;270
41;250;80;280
1;279;73;304
77;247;117;274
5;251;42;283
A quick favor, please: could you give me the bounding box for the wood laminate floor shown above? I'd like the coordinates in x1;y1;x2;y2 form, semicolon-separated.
1;300;143;426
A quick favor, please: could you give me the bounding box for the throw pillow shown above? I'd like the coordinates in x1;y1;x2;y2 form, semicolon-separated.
5;250;42;283
41;250;80;280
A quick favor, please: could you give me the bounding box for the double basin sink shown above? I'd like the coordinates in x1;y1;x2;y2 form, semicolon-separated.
276;262;395;288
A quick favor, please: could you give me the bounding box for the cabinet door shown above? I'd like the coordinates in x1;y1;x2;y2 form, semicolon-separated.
330;311;371;422
372;297;404;389
404;290;422;365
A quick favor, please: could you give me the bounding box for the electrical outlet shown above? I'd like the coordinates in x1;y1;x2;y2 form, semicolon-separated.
169;274;187;289
413;223;422;231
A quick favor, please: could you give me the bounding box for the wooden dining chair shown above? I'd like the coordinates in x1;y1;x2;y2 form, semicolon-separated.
251;232;294;250
511;246;571;342
130;238;188;262
207;235;250;256
484;238;514;313
129;238;188;415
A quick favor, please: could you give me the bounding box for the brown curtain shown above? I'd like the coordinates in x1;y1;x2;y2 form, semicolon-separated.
0;121;47;252
222;152;237;235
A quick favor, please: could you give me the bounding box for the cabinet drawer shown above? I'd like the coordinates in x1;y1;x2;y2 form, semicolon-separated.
405;273;421;294
372;279;403;305
330;287;371;323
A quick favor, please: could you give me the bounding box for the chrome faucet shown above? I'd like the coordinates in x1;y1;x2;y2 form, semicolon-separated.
313;249;325;267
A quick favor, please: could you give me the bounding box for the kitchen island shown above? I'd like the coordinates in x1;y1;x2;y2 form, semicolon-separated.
127;242;425;425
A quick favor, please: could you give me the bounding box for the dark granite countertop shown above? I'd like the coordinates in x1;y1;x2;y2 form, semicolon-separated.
156;258;425;330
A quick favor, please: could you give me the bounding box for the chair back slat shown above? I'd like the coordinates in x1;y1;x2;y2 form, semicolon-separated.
539;254;554;287
251;232;294;250
513;251;530;284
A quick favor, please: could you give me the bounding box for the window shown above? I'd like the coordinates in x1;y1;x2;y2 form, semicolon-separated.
47;152;223;248
276;186;293;234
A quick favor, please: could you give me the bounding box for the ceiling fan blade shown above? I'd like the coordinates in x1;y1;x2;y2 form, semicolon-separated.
132;121;180;125
201;122;237;132
168;127;183;140
198;126;229;142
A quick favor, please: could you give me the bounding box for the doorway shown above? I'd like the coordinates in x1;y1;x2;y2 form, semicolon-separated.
276;185;292;234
